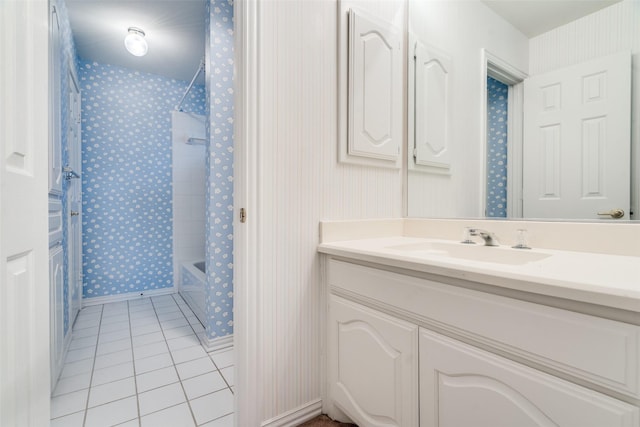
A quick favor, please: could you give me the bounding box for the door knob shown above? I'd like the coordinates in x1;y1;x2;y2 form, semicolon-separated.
597;209;624;219
70;211;80;217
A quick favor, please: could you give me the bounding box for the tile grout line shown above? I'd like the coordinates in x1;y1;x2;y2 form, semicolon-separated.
209;354;234;394
170;294;236;396
150;295;200;427
126;299;143;427
82;304;105;427
171;293;206;341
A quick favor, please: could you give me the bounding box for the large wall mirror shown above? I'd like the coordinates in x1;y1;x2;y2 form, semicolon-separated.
407;0;639;221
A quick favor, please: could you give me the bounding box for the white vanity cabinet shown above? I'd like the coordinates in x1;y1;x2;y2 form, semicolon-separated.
324;257;640;427
328;295;419;426
420;329;637;427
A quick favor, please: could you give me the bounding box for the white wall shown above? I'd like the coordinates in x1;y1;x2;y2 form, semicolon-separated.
172;111;206;286
407;0;529;218
235;0;404;423
529;0;640;219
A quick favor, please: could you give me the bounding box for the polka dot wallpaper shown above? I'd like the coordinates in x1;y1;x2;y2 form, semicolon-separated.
486;76;509;218
204;0;234;340
79;60;206;298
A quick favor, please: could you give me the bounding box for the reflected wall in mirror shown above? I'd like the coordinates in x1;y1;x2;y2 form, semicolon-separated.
407;0;640;221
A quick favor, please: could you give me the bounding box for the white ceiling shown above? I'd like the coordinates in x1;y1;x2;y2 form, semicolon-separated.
481;0;622;38
66;0;206;84
66;0;621;83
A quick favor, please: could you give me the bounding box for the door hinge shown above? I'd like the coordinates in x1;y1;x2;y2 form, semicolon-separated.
239;208;247;223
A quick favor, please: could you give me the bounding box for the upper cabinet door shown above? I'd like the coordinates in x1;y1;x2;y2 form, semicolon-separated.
413;40;452;171
347;9;401;163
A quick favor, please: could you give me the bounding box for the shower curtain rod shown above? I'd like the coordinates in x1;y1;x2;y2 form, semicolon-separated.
175;57;205;112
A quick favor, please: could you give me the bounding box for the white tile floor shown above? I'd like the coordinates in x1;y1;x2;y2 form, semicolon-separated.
50;294;234;427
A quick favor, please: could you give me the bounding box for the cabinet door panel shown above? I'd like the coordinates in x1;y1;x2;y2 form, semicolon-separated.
420;329;639;427
329;295;418;427
348;10;401;162
49;245;64;390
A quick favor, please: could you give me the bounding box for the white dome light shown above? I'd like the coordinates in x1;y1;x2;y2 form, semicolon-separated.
124;27;148;57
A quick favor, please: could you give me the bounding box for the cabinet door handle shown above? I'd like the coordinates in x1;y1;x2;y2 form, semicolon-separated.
597;209;624;219
70;211;80;217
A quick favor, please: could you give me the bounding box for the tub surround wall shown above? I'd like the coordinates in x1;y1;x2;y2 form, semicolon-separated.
172;110;207;289
181;261;207;326
203;0;234;344
79;60;205;299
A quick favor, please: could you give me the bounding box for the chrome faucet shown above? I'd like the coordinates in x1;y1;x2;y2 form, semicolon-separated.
468;228;499;246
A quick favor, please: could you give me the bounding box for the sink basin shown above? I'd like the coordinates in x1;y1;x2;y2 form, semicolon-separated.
386;241;551;265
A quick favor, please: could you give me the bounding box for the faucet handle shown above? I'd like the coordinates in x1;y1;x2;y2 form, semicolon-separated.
461;227;476;244
468;228;500;246
512;229;531;249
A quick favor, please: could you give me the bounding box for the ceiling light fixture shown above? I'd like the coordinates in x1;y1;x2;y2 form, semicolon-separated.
124;27;148;57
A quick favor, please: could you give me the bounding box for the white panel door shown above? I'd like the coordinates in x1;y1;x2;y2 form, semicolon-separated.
348;9;401;161
413;41;451;171
67;69;82;322
328;295;419;427
523;52;631;219
0;0;51;425
420;329;639;427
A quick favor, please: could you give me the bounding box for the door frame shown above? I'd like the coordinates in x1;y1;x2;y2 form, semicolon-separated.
233;0;262;424
66;63;82;323
480;49;528;218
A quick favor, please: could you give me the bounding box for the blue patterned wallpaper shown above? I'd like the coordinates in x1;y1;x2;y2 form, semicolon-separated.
79;60;205;298
486;76;509;218
204;0;234;340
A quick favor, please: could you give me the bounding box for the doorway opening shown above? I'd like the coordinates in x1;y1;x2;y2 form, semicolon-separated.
481;49;527;218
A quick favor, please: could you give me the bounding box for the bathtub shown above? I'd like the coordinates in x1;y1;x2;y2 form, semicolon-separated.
179;261;206;327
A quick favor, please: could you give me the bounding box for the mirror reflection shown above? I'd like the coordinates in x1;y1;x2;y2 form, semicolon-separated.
407;0;639;221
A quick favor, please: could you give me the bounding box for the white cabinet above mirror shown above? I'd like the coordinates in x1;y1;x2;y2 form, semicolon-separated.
338;1;404;169
407;0;639;221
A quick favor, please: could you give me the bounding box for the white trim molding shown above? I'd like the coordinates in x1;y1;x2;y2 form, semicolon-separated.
261;399;323;427
199;333;234;353
480;49;528;218
81;287;176;307
234;0;262;425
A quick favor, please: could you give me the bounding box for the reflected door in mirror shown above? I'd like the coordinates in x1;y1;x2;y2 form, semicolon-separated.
523;52;631;219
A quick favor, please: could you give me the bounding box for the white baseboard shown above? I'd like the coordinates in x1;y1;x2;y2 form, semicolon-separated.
81;287;176;307
199;333;234;353
261;399;323;427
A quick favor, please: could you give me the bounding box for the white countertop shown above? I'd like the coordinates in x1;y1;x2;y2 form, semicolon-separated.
318;236;640;313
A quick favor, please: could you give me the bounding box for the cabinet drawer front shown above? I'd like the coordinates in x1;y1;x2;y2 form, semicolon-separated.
329;295;419;427
419;329;639;427
49;198;63;247
328;259;640;398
